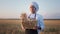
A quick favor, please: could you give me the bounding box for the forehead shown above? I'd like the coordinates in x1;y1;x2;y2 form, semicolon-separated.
30;5;35;8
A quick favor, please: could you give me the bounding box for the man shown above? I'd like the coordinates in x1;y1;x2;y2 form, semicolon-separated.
21;2;45;34
25;2;44;34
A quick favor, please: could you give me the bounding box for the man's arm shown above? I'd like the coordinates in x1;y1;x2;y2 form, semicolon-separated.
37;15;45;30
39;17;45;30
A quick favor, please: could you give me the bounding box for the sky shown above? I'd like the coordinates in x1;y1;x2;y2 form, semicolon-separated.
0;0;60;19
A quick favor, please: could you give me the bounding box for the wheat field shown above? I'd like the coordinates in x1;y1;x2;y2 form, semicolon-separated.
0;19;60;34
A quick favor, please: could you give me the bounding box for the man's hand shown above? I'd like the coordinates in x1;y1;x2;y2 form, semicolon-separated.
22;27;25;31
21;24;25;31
38;27;41;30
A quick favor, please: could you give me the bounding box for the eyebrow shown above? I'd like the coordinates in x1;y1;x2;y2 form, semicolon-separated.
30;6;35;8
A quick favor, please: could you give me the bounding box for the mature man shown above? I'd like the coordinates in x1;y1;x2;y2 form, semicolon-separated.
21;2;45;34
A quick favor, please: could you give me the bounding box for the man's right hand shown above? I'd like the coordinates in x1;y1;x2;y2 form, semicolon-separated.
22;27;25;31
22;27;25;32
21;25;25;31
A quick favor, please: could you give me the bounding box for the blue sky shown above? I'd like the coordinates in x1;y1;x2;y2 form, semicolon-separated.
0;0;60;19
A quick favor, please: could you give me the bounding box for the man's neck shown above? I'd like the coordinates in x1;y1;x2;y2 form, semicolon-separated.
31;12;36;14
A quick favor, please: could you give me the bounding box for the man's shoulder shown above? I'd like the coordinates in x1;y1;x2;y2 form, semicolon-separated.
36;14;43;18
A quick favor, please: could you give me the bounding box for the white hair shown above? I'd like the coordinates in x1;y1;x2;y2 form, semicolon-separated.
29;2;39;11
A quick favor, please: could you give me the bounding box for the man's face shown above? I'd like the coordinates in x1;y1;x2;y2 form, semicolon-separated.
29;5;36;13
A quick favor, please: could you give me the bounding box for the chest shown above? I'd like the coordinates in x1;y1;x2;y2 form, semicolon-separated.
28;14;38;20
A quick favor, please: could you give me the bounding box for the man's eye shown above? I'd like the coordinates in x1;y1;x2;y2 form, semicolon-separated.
30;6;35;8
